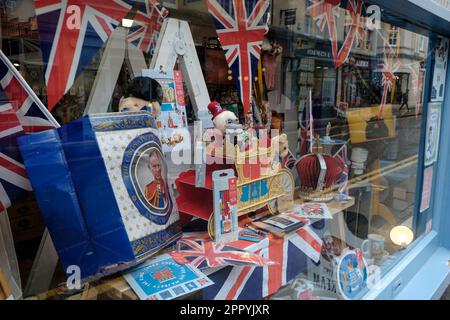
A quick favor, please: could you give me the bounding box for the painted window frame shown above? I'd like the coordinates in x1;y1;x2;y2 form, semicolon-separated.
361;0;450;300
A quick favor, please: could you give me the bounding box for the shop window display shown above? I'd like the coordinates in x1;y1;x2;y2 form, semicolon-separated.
0;0;438;301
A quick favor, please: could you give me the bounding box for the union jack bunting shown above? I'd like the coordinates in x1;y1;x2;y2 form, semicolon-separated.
0;51;58;211
35;0;133;111
307;0;340;61
206;0;270;115
308;0;368;69
378;50;401;118
202;225;323;300
126;0;169;54
169;236;275;269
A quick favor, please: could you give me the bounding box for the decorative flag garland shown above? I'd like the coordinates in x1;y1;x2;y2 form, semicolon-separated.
308;0;367;69
379;50;401;118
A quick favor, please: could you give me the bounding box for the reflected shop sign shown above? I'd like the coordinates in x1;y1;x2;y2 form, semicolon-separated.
296;46;370;68
297;47;333;61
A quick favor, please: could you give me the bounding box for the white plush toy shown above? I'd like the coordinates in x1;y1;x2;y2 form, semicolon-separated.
208;101;239;136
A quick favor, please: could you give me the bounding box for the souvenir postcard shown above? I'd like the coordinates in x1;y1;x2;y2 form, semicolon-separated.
291;203;332;220
124;254;213;300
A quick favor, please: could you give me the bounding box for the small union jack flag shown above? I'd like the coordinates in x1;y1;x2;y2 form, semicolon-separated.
379;49;401;118
127;0;169;54
333;143;349;195
169;236;275;270
35;0;133;110
0;50;58;211
206;0;270;115
299;119;312;157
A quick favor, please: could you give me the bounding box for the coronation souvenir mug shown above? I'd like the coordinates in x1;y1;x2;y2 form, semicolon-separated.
361;234;385;259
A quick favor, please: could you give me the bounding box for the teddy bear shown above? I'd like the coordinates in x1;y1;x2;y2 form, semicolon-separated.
118;76;162;118
271;133;289;159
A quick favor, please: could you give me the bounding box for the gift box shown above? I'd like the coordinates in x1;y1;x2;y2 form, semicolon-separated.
18;112;182;281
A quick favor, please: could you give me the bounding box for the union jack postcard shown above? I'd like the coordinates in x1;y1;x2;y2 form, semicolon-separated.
123;253;213;300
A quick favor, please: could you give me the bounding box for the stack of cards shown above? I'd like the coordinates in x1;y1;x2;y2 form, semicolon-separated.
252;212;307;237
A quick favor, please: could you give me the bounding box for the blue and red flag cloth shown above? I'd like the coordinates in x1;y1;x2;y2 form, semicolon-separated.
0;50;58;211
126;0;169;54
34;0;134;110
206;0;270;115
202;224;323;299
169;232;275;269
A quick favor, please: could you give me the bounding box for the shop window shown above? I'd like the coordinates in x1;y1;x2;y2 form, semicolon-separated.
0;0;439;301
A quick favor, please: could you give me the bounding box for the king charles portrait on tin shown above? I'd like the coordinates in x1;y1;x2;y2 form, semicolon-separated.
144;149;169;209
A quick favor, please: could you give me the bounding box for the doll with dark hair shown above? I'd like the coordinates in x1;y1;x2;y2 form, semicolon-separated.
119;76;163;118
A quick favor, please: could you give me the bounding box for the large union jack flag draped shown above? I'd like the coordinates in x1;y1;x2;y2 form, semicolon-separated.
126;0;169;54
35;0;133;111
206;0;270;115
0;51;58;212
203;225;323;300
169;234;275;269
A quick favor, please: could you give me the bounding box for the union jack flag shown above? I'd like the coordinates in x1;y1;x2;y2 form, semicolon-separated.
203;225;323;300
35;0;133;111
126;0;169;54
333;143;349;195
299;120;312;157
206;0;270;115
0;51;58;211
308;0;368;69
379;49;401;118
169;235;274;269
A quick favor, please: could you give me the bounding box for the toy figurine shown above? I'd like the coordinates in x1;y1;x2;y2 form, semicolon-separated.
207;101;239;136
119;76;163;118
